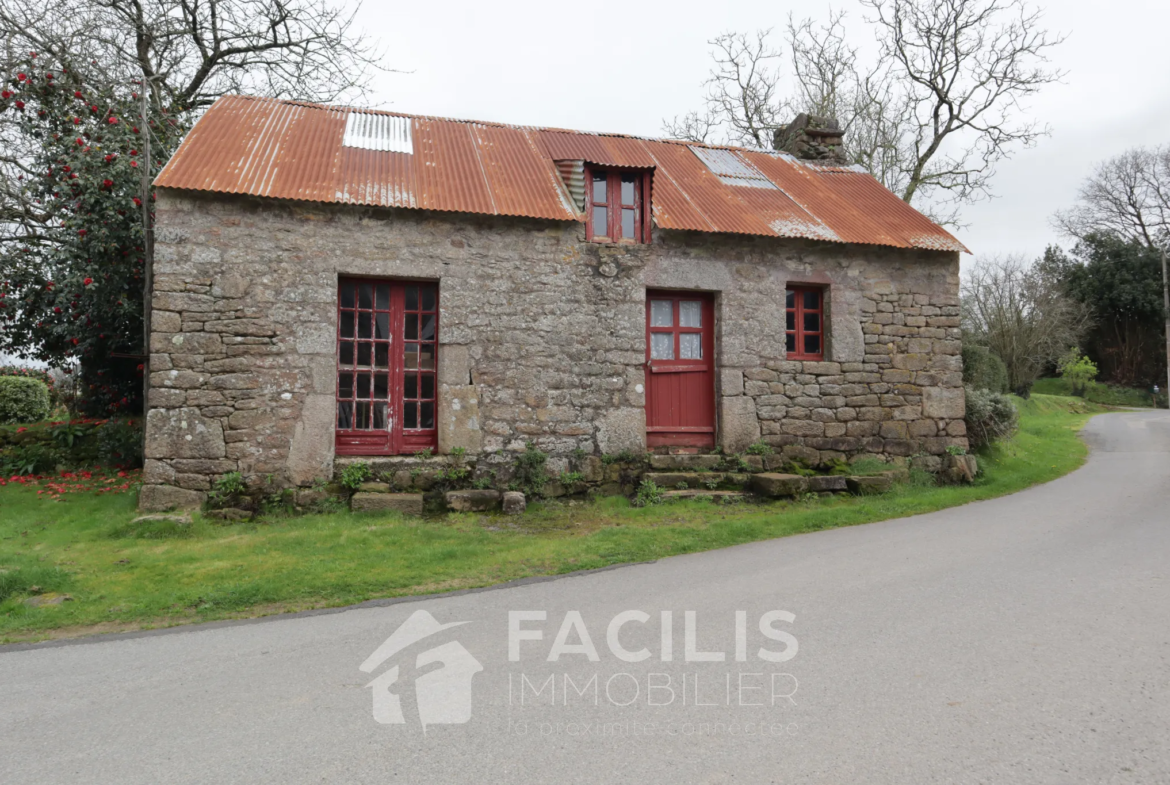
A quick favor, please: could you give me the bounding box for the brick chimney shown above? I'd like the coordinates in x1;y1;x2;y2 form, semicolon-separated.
773;114;849;165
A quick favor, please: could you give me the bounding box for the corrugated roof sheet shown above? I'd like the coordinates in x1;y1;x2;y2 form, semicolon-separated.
156;95;967;253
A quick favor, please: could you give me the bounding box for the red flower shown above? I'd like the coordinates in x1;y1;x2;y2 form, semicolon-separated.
130;149;138;156
73;117;81;125
130;161;138;168
78;229;86;236
84;277;93;285
74;90;83;98
53;306;61;313
132;197;142;207
15;100;24;110
1;90;11;99
102;179;113;189
76;137;84;145
45;72;53;80
108;116;118;124
16;73;26;81
71;338;79;345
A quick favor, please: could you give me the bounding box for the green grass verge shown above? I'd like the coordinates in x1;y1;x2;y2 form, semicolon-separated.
1031;377;1165;408
0;393;1108;643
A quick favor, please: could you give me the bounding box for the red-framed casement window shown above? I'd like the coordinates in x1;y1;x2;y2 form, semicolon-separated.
786;286;825;360
336;278;438;456
586;167;652;243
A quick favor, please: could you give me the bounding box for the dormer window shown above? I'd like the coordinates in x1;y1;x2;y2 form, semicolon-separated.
586;167;650;243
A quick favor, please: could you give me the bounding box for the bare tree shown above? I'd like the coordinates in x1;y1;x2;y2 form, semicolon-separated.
962;255;1092;394
665;0;1065;226
1053;146;1170;248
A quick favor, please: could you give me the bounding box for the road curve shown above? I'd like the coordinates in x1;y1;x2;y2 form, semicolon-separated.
2;410;1168;784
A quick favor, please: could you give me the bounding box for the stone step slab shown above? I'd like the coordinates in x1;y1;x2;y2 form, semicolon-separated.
807;475;848;493
845;476;893;495
502;491;526;515
649;454;723;471
351;492;424;515
750;473;810;498
446;489;502;512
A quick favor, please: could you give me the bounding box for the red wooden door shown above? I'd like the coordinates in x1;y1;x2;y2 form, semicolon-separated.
645;291;716;448
335;278;438;455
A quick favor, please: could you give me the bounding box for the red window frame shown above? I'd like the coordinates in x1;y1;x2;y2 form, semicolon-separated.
336;278;438;456
786;286;825;361
585;166;652;243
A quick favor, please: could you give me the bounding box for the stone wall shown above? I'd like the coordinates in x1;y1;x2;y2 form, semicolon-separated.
140;189;964;510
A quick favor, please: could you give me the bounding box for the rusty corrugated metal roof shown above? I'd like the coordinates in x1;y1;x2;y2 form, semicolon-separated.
156;95;967;253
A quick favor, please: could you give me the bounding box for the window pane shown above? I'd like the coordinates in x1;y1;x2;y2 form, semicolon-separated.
650;300;673;327
359;283;373;309
650;332;674;360
404;372;418;399
358;312;372;339
804;334;821;355
355;401;371;429
621;174;636;205
373;402;389;430
622;208;636;240
375;284;390;310
340;341;354;366
679;332;702;360
404;344;418;369
592;206;608;237
785;290;795;308
405;313;419;340
679;301;702;328
420;401;435;430
786;311;795;331
375;312;389;340
421;374;435;400
403;401;417;429
356;372;371;399
338;372;353;399
804;290;820;310
374;373;389;399
786;333;795;353
375;343;389;369
592;172;607;204
341;282;355;309
340;311;354;338
357;342;372;367
422;287;436;311
337;401;353;429
405;287;419;311
804;312;820;332
419;345;435;370
421;314;436;341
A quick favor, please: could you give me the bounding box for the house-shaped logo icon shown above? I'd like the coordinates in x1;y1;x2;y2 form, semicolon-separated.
360;610;483;729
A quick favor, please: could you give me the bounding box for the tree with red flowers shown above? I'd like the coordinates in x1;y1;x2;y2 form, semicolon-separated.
0;0;390;413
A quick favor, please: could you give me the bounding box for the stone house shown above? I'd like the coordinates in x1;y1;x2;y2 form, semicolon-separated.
140;96;968;510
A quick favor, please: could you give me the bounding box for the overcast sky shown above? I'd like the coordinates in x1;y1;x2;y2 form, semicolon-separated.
353;0;1170;264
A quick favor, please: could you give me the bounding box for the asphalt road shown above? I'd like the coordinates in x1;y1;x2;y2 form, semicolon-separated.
3;410;1169;784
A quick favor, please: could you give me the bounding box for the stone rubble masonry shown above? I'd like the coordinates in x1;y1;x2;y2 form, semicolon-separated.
140;189;965;510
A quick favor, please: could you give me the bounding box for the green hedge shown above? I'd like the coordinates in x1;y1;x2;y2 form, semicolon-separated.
962;345;1009;394
0;377;51;424
965;385;1019;449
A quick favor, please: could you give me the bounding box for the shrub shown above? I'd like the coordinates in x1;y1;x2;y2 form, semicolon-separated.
961;344;1009;394
0;443;66;475
96;419;144;467
0;366;56;402
1056;348;1098;396
744;441;774;456
964;386;1019;449
0;377;52;424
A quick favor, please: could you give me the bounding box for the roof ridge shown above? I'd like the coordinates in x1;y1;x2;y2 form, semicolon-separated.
217;94;786;156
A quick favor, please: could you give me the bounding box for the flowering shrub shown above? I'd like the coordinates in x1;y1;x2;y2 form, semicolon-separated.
0;417;142;473
0;365;55;398
0;54;186;415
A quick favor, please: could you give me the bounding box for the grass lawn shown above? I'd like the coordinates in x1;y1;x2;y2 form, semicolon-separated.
0;393;1108;644
1032;377;1165;408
